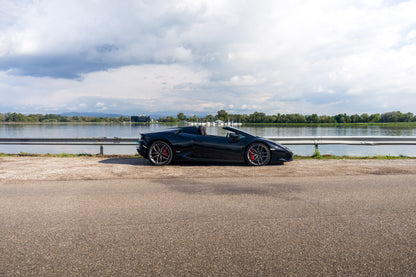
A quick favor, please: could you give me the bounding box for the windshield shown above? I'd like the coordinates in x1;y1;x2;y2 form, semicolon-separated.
223;126;252;138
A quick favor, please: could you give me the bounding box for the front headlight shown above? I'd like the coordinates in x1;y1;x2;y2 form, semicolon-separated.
270;144;286;151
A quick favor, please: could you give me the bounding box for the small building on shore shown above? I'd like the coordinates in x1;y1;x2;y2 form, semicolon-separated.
131;115;150;123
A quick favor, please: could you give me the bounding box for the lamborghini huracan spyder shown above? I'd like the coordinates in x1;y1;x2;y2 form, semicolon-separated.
137;126;293;166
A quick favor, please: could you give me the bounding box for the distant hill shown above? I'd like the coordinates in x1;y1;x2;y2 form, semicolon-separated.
61;112;128;118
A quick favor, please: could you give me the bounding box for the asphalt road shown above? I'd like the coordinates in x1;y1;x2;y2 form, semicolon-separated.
1;167;416;276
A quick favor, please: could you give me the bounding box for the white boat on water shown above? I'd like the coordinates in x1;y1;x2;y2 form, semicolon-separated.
188;120;242;127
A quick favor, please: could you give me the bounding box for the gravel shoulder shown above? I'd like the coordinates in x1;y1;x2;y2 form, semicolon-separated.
1;157;416;181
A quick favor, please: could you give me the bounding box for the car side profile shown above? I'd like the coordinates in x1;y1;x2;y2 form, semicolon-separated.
137;126;293;166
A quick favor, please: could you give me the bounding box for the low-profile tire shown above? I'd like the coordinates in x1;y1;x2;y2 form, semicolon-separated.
148;141;173;166
245;143;271;166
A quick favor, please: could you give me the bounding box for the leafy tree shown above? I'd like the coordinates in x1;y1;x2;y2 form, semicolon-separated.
165;116;177;122
177;113;187;121
215;110;228;121
369;113;380;123
6;112;29;122
275;113;287;123
205;114;214;122
380;111;403;122
189;115;199;122
248;112;267;123
286;113;306;123
360;113;369;123
306;114;319;123
266;115;277;123
318;115;336;123
334;114;347;123
404;112;414;122
350;114;360;123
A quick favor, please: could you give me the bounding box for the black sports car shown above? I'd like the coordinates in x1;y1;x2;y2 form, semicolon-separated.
137;126;293;166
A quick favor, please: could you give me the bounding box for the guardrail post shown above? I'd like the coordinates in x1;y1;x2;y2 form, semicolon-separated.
100;145;104;155
313;143;321;158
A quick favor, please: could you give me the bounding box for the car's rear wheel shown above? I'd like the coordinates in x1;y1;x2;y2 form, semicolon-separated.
148;141;173;165
245;143;271;166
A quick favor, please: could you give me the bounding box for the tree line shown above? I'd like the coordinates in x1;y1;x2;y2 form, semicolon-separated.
158;110;416;124
1;110;415;124
0;113;131;123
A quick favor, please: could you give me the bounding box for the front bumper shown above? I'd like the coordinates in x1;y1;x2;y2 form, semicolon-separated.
136;140;148;158
270;149;293;163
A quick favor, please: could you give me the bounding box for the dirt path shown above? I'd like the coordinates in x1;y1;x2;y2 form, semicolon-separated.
1;157;416;181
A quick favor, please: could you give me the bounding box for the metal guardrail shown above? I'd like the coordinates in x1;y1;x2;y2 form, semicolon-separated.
269;136;416;146
1;136;416;154
0;137;137;154
0;137;137;145
269;136;416;153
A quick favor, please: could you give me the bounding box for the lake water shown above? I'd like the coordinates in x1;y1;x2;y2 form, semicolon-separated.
1;123;416;156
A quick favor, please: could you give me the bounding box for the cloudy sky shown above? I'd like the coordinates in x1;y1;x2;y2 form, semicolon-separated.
1;0;416;116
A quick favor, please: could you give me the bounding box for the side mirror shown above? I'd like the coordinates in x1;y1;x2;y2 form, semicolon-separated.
229;133;239;142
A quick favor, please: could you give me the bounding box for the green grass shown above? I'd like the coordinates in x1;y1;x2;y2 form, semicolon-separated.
294;154;415;160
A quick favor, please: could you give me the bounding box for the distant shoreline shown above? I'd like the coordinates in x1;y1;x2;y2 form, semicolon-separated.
2;122;416;128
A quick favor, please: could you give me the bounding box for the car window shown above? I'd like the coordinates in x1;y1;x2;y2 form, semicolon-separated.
226;132;246;139
180;127;199;135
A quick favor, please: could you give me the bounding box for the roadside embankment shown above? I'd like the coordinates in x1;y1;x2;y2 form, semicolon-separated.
1;157;416;181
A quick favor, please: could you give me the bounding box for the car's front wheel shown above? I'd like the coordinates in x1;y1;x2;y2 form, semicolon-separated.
245;143;271;166
148;141;173;165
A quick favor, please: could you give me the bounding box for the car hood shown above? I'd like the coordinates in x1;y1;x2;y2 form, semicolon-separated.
259;138;292;152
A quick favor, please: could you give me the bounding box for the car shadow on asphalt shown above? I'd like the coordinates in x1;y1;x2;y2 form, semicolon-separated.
98;158;283;167
98;158;152;166
175;161;247;167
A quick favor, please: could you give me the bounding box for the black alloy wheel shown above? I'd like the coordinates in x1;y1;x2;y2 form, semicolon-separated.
245;143;271;166
148;141;173;165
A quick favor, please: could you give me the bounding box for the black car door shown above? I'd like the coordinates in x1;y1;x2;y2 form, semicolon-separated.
194;134;245;162
174;132;199;158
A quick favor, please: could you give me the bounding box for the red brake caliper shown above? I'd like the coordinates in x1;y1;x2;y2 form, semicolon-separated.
250;149;255;161
162;146;168;157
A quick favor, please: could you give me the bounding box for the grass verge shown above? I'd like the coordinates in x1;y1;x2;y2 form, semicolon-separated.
294;154;415;160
